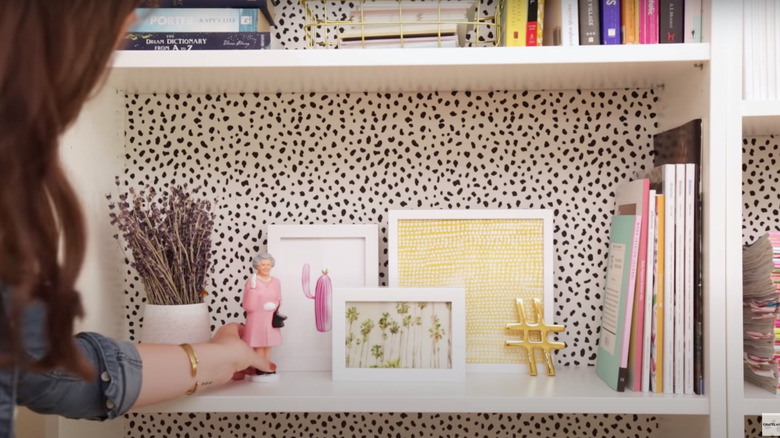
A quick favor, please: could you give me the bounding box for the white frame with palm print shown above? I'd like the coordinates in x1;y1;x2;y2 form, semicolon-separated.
332;287;466;382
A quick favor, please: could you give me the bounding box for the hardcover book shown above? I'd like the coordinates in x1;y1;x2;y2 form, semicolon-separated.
527;0;540;46
638;0;659;44
123;32;271;50
129;8;263;33
684;0;702;42
578;0;601;44
659;0;683;43
544;0;580;45
138;0;275;26
600;0;622;45
596;214;640;392
621;0;638;44
503;0;529;46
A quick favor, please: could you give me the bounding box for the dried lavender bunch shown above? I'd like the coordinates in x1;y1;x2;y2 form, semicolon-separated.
107;179;215;305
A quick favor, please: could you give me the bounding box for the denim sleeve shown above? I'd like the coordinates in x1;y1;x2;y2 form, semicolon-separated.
16;332;143;421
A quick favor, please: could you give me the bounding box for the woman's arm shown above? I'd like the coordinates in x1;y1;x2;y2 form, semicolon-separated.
132;323;272;408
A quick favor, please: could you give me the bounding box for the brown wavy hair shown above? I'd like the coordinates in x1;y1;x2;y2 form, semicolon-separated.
0;0;140;379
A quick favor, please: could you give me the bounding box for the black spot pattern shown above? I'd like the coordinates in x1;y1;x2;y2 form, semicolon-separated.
742;135;780;243
124;413;658;437
119;89;659;437
746;415;762;438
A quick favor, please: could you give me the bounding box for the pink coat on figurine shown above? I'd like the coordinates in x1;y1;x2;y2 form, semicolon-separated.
242;257;282;348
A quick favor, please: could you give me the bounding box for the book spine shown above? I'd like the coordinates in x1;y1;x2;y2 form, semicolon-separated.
537;0;547;45
579;0;601;44
621;0;638;43
673;163;685;394
600;0;622;45
641;189;657;392
129;8;260;33
661;166;675;394
640;0;659;43
504;0;528;46
562;0;580;45
123;32;271;50
659;0;683;43
684;163;695;395
652;194;666;393
527;0;540;46
683;0;701;42
620;214;642;371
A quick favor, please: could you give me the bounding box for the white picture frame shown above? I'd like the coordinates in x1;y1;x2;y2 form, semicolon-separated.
332;286;466;382
387;209;554;372
267;224;379;372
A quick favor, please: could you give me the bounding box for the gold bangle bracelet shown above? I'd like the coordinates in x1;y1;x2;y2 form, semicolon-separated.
179;343;199;395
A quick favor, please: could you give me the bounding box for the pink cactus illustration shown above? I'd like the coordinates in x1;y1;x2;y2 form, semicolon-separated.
302;263;332;332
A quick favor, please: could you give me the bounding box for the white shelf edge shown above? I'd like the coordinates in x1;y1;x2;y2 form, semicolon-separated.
741;100;780;136
743;381;780;416
133;368;708;415
108;44;710;94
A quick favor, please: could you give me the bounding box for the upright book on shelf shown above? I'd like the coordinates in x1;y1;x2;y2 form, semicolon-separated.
596;214;641;392
578;0;601;44
652;118;703;395
659;0;683;43
503;0;529;46
651;193;666;393
614;178;651;392
600;0;622;44
638;0;659;43
543;0;580;45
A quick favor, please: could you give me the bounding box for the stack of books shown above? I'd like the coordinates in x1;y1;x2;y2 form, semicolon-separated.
123;0;274;51
505;0;703;47
596;119;704;394
743;232;780;393
337;1;475;49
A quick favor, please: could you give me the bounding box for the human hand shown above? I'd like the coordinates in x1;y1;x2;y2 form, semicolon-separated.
209;323;276;381
263;302;277;311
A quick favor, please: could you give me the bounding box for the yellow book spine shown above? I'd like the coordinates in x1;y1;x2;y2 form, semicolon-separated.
536;0;545;46
504;0;527;46
653;194;665;393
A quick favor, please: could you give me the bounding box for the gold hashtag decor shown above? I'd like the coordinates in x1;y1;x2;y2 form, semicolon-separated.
505;298;566;376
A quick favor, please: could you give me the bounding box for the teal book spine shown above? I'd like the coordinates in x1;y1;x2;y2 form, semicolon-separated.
596;214;639;392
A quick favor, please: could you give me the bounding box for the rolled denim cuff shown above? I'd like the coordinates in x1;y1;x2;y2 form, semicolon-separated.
16;332;142;420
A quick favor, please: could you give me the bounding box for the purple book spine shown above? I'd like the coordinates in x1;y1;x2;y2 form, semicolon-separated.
600;0;621;45
123;32;271;50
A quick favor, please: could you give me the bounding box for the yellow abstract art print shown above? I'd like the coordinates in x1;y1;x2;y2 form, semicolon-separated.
388;210;554;370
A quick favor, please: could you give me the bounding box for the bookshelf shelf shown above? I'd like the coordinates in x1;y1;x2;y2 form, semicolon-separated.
741;100;780;136
111;44;710;94
743;382;780;416
133;368;708;415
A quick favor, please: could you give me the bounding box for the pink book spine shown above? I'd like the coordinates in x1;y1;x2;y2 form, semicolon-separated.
630;183;651;391
620;214;642;369
641;0;659;44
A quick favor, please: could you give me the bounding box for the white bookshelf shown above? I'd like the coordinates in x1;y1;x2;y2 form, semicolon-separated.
110;44;710;94
727;1;780;437
56;2;735;437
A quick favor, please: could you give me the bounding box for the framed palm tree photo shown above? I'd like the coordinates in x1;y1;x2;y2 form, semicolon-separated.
331;287;466;382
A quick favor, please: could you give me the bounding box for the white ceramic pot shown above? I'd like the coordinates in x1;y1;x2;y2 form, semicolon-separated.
140;303;212;344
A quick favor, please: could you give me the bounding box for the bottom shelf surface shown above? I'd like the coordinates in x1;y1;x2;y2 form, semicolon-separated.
133;367;707;415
